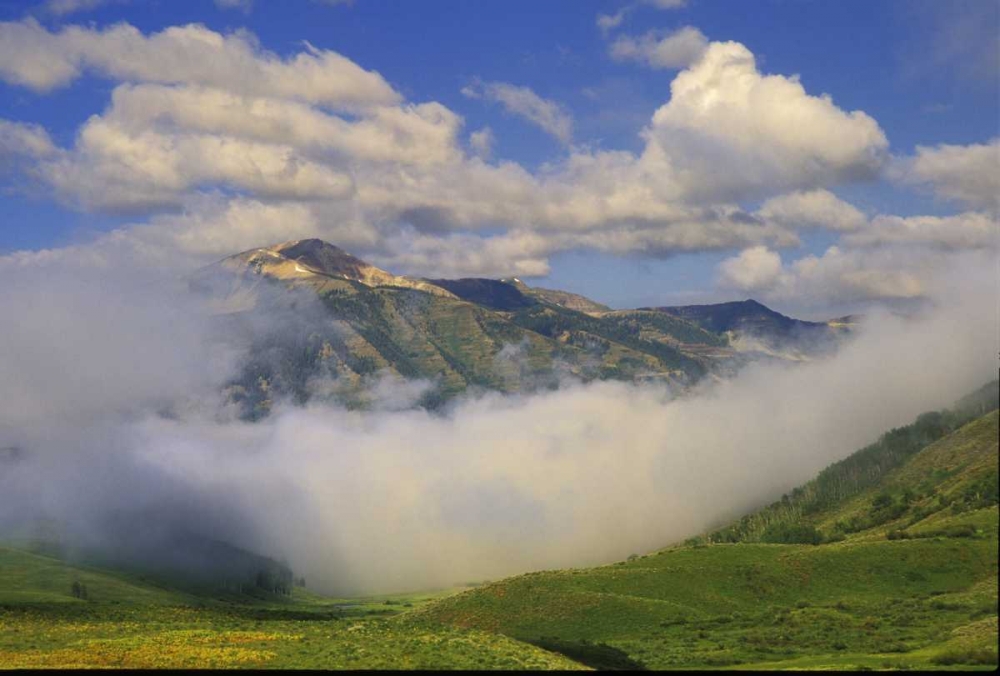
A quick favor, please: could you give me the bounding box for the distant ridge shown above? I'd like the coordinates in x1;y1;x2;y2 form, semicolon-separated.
651;298;828;335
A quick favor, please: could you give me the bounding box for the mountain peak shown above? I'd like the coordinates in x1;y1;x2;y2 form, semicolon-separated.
653;298;828;336
265;239;370;280
202;238;458;304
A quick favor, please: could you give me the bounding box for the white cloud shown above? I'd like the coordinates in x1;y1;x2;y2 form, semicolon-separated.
893;139;1000;210
102;83;462;165
469;127;495;159
43;116;355;212
715;241;1000;311
610;26;708;69
0;19;399;109
756;189;868;232
1;20;954;305
463;80;573;145
717;245;783;290
644;41;889;202
0;119;56;159
596;10;628;34
718;244;925;304
845;211;998;250
372;228;552;279
597;0;687;35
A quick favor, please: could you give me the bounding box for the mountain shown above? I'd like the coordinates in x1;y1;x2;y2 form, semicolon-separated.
652;299;848;360
502;278;611;314
418;384;1000;670
194;240;852;418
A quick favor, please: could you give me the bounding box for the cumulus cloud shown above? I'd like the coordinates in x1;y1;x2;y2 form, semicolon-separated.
645;41;889;202
892;139;1000;210
845;211;998;250
0;18;978;303
462;80;573;145
44;117;355;212
717;245;783;290
756;189;868;232
0;19;399;108
468;127;495;159
609;26;708;69
0;119;56;159
716;239;999;312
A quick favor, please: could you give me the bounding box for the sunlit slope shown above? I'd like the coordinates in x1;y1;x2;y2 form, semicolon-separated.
210;240;717;416
419;408;999;670
200;238;851;416
0;546;193;606
0;547;585;670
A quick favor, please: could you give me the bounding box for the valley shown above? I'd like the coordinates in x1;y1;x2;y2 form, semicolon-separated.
3;384;996;670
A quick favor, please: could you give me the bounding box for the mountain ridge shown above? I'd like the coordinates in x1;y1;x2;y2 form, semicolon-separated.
194;239;853;417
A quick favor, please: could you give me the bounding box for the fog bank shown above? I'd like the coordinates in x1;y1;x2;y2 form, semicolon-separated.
0;254;996;594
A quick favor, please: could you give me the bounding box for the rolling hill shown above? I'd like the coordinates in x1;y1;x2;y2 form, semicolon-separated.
0;546;584;670
194;239;853;418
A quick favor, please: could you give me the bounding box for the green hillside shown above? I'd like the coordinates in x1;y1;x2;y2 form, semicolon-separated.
707;380;999;545
0;546;195;606
419;401;999;670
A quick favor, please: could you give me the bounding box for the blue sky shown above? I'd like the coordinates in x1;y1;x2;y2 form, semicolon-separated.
0;0;996;316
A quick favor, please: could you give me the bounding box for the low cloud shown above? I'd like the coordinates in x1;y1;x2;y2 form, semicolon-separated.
0;247;995;595
891;139;1000;210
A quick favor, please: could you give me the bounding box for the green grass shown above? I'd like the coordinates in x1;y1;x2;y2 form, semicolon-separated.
0;547;583;670
0;546;194;606
419;535;998;670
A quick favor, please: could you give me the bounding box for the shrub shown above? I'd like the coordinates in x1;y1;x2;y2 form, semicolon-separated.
70;580;89;600
930;649;998;666
761;523;823;545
